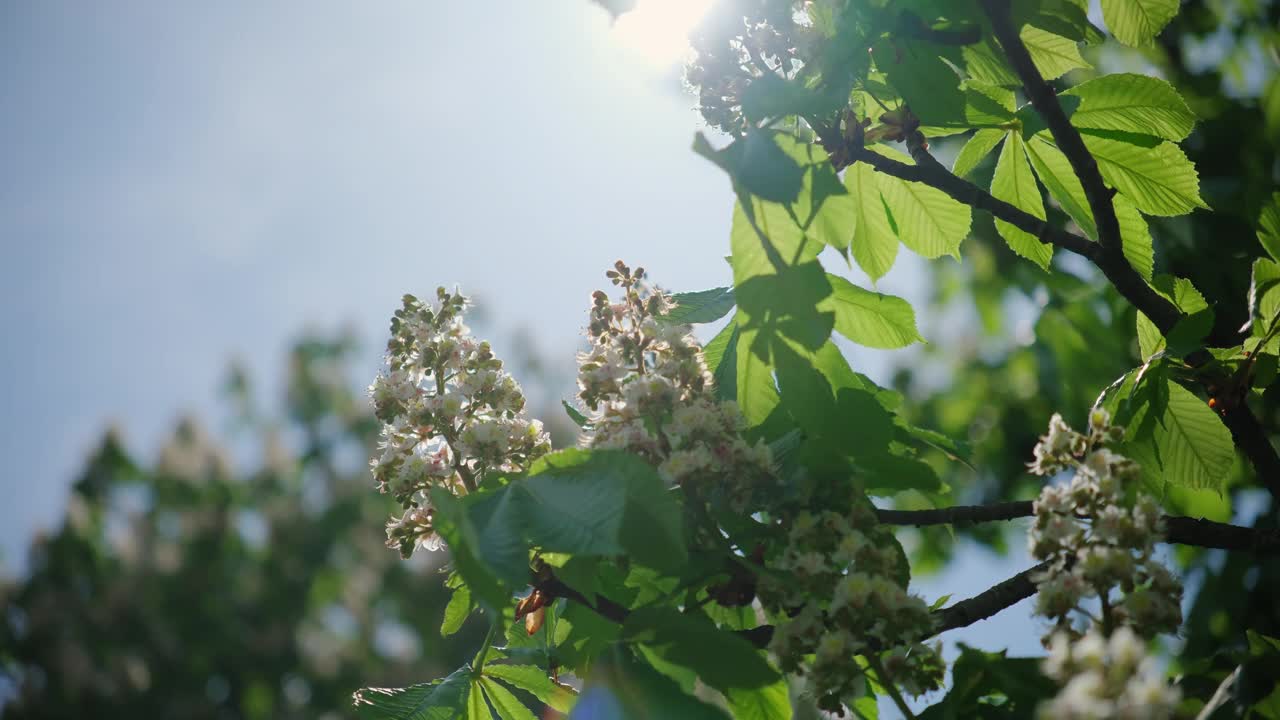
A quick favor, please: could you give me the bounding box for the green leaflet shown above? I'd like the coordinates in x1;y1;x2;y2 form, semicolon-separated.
569;646;731;720
952;128;1005;179
726;679;793;720
1249;259;1280;336
1258;191;1280;262
621;607;780;692
693;130;805;205
1024;132;1097;239
1115;195;1154;282
962;37;1019;87
1023;133;1154;279
1136;275;1211;360
990;131;1053;269
354;667;473;720
478;678;536;720
844;160;899;281
736;325;783;427
522;449;687;575
1126;379;1234;493
869;145;971;260
818;273;923;349
481;665;577;714
661;286;735;325
1100;0;1180;47
1082;132;1208;216
702;317;740;402
441;581;474;637
1019;25;1091;81
1063;73;1196;141
918;645;1056;719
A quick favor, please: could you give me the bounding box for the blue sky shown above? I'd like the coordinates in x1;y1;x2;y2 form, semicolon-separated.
0;1;1046;709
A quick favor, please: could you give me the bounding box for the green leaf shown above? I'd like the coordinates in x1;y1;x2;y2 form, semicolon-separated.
562;400;591;429
442;582;474;637
523;449;687;574
431;488;517;613
736;326;782;428
878;39;966;128
570;648;732;720
1019;25;1091;81
730;196;823;284
952;128;1005;179
1251;259;1280;333
1116;195;1155;282
1024;132;1097;239
819;274;923;348
661;287;735;325
870;145;972;259
355;667;473;720
694;132;804;204
622;607;780;692
479;678;537;720
1136;275;1211;359
725;679;792;720
1082;132;1208;216
703;317;740;402
1126;379;1234;492
1062;73;1195;141
962;38;1019;87
1100;0;1179;47
1258;191;1280;262
918;645;1055;719
990;131;1053;269
468;680;491;720
844;160;899;281
482;665;576;714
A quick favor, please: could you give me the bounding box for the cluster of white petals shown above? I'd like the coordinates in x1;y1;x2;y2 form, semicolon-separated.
1040;627;1180;719
760;505;943;711
575;262;774;509
1028;409;1183;718
370;289;550;558
1028;409;1182;635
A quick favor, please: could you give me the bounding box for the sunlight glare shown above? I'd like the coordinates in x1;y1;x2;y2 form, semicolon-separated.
612;0;717;68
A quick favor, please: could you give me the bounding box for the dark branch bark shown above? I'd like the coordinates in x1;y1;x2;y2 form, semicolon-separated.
838;142;1101;262
876;502;1280;554
978;0;1182;334
933;561;1048;635
877;501;1035;527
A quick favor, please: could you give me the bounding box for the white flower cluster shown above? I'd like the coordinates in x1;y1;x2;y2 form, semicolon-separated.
1028;409;1183;718
1039;627;1181;719
576;262;773;508
760;505;943;712
1028;409;1182;636
370;289;551;558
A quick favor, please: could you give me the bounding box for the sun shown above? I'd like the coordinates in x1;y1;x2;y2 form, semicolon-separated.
611;0;718;68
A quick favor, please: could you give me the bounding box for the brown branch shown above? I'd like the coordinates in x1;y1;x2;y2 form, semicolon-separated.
733;561;1049;650
877;501;1034;526
933;561;1049;635
829;137;1102;263
876;502;1280;554
978;0;1182;334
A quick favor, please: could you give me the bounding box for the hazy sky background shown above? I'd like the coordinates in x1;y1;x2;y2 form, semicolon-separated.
0;1;1048;711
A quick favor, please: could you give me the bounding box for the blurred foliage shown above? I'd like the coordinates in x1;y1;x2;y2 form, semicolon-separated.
0;334;497;719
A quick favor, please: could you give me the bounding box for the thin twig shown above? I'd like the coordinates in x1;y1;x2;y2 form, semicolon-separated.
875;502;1280;554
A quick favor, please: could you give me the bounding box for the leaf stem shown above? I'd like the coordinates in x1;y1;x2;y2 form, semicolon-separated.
472;618;500;672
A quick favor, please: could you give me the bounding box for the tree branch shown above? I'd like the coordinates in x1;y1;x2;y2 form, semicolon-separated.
978;0;1183;334
832;139;1101;262
876;502;1280;554
933;561;1049;635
